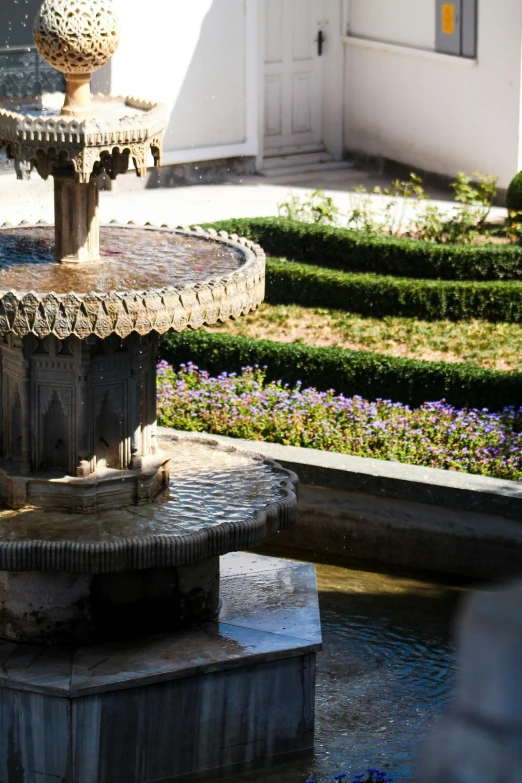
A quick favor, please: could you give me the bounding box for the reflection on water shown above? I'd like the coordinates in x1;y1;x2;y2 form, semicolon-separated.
0;227;244;294
222;559;465;783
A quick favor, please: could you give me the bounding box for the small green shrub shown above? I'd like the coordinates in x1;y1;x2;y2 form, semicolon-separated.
506;170;522;221
276;171;500;244
277;189;340;225
159;331;522;411
204;218;522;281
265;258;522;322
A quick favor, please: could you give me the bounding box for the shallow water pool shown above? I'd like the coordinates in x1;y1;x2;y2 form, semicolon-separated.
223;557;467;783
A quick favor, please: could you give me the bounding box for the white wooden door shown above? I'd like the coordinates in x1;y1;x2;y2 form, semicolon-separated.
263;0;325;155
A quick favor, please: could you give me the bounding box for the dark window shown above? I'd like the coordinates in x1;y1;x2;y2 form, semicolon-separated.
0;0;65;97
1;0;42;49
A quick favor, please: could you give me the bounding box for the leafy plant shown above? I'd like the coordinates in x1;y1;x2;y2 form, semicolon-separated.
265;256;522;323
347;185;379;233
160;330;522;412
305;772;393;783
443;171;498;241
211;303;522;372
404;171;497;244
352;771;393;783
278;189;340;225
276;170;502;245
506;170;522;225
382;173;428;236
412;203;446;242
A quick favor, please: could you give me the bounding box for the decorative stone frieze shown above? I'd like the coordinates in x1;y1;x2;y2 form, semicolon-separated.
0;95;165;182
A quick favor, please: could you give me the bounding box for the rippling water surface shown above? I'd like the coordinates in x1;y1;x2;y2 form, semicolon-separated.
222;559;464;783
0;438;289;541
0;227;244;293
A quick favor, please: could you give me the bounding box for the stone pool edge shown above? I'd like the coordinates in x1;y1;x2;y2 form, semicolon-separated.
160;428;522;581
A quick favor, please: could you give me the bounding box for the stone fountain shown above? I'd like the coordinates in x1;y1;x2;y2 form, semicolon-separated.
0;1;321;780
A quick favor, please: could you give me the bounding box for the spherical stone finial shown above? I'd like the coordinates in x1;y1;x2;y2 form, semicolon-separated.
33;0;120;75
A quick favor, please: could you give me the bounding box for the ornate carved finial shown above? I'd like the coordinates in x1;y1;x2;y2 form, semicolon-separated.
33;0;120;117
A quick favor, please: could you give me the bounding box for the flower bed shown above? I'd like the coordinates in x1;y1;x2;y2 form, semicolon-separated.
159;331;522;411
157;361;522;482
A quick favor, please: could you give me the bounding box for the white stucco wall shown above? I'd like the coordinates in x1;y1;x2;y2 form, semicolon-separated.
347;0;434;50
343;0;522;188
108;0;258;163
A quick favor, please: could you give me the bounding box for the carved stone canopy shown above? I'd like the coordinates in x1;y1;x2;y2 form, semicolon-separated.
0;0;167;264
0;95;165;183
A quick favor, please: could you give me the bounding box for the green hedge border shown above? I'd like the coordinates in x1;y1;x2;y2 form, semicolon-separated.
160;331;522;411
204;217;522;282
266;258;522;322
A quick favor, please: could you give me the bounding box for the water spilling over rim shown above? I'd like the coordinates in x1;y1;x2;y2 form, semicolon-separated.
0;435;298;573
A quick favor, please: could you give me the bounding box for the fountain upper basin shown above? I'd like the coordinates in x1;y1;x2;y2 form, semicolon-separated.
0;224;265;340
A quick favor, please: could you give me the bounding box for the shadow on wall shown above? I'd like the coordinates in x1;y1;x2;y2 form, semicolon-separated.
149;0;249;188
163;0;246;152
95;0;250;190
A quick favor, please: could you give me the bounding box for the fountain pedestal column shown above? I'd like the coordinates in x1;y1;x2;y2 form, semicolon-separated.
54;175;100;263
62;72;93;117
0;332;170;512
0;558;220;644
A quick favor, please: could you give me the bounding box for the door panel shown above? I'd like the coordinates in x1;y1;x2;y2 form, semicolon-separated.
264;0;324;153
293;2;315;61
292;74;313;134
265;0;284;63
265;76;283;137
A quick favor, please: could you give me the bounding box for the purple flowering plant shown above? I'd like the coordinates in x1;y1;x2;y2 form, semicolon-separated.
157;361;522;482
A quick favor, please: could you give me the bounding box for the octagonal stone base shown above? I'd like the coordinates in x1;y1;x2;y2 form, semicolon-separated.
0;553;321;782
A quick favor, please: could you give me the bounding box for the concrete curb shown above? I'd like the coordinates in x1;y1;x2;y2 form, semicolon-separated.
160;429;522;580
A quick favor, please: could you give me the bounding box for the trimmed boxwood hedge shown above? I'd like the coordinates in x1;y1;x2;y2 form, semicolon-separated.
159;331;522;411
204;217;522;282
265;258;522;322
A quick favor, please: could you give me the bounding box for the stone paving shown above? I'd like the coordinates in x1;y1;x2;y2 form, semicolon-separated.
0;164;508;227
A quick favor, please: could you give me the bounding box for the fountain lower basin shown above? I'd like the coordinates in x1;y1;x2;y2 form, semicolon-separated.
0;434;297;644
0;3;311;777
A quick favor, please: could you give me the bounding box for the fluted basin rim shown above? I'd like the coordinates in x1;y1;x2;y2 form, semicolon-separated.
0;435;298;574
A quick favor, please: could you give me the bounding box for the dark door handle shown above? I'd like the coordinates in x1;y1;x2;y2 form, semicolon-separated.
317;30;325;56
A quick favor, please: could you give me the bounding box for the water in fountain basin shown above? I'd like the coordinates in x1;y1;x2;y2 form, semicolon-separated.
0;439;288;540
0;94;151;122
0;227;244;293
221;558;464;783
